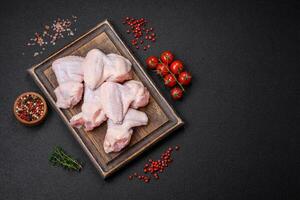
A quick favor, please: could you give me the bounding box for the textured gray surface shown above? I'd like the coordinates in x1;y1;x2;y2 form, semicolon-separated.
0;0;299;199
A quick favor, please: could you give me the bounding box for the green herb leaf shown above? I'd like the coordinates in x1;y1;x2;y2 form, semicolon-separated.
49;146;83;172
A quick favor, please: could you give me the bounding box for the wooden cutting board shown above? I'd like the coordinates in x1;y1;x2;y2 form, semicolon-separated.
28;20;183;178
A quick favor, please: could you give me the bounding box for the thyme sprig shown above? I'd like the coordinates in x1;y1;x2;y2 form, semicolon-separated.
49;146;83;171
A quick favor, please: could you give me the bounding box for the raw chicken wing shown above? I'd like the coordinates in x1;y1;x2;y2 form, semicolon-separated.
52;55;84;84
52;55;84;108
70;86;107;131
103;108;148;153
54;81;83;109
81;49;107;89
70;80;149;130
82;49;132;90
105;53;133;83
100;80;150;124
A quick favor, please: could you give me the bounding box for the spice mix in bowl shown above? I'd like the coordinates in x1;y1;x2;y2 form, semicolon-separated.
13;92;47;126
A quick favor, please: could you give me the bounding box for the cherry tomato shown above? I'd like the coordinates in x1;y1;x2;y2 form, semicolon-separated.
171;87;183;100
178;71;192;85
170;60;184;75
146;56;159;69
160;51;174;64
156;63;169;76
164;74;177;87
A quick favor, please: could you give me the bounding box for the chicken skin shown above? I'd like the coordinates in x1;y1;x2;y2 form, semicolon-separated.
100;80;150;124
103;108;148;153
82;49;132;90
52;56;84;108
70;86;107;131
70;80;149;131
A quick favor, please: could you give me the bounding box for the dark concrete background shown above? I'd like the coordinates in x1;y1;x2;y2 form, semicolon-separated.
0;0;299;199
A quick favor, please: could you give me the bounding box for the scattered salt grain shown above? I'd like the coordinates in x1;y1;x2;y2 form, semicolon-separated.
24;15;78;57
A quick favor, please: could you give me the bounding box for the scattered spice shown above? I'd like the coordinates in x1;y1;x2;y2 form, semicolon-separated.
24;15;78;57
15;93;45;122
49;146;83;172
122;17;157;51
128;145;180;183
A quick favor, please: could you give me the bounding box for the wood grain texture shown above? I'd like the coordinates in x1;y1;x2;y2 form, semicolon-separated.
28;20;183;178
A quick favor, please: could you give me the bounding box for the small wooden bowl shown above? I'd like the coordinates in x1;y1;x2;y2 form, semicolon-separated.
13;92;48;126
